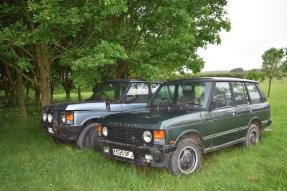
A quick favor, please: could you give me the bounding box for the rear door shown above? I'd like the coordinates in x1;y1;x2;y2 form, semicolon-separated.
231;82;252;139
209;82;237;146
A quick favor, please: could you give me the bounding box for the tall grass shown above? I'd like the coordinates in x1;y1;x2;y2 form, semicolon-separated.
0;79;287;190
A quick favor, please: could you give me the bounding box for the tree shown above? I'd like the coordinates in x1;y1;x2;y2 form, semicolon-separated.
230;68;244;73
262;48;285;97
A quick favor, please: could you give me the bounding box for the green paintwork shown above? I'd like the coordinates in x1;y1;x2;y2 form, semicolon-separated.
101;78;271;152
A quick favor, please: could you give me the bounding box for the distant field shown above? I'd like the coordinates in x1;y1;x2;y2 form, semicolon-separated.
0;79;286;190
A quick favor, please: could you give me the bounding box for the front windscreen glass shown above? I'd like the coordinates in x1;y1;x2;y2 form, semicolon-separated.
151;82;212;109
89;82;129;102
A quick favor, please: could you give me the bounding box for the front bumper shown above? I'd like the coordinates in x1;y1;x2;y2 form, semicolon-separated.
262;119;272;128
43;122;84;141
99;139;176;168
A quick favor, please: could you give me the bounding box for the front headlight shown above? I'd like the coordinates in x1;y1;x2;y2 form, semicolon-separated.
43;113;47;121
143;130;152;143
47;114;53;123
102;126;108;137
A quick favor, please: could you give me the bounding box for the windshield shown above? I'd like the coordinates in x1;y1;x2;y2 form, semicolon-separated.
151;82;212;109
89;82;129;102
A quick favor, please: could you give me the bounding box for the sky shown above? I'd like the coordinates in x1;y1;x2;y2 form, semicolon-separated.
198;0;287;72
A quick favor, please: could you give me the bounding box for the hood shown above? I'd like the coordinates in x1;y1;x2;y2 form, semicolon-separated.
44;101;109;112
103;110;193;127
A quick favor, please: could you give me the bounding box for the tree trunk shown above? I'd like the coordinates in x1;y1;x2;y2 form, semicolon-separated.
34;87;41;105
116;61;129;79
26;82;30;98
50;86;54;102
77;87;82;101
267;76;272;97
4;64;16;107
65;89;71;101
35;45;51;107
16;70;27;119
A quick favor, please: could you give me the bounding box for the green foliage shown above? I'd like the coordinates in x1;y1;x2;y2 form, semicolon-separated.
262;48;284;79
246;69;265;81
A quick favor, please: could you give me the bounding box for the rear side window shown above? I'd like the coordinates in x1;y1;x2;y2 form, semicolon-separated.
231;82;249;105
212;82;232;108
246;83;261;103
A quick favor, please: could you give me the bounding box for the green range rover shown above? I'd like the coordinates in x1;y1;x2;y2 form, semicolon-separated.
95;77;272;176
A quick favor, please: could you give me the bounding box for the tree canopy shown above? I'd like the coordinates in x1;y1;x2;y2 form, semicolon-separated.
0;0;231;116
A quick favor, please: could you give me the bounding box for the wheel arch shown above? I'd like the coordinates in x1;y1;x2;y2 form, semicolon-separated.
174;130;203;148
249;116;262;130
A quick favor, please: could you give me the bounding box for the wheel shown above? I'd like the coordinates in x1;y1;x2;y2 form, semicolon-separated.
77;123;98;150
170;138;202;176
89;125;101;151
244;123;260;147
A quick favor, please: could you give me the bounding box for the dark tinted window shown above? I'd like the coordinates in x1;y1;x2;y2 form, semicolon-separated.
246;83;261;103
231;82;249;105
152;85;175;106
176;82;212;107
212;82;232;108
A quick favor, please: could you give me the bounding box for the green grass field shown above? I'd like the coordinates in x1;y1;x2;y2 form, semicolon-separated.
0;79;286;191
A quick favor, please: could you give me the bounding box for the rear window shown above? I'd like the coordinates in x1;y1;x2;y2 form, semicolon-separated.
246;83;261;103
231;82;249;105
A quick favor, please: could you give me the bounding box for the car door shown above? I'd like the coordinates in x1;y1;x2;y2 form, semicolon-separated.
120;82;150;111
209;82;237;146
231;82;252;139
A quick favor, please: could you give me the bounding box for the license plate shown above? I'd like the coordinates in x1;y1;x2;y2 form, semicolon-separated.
112;148;134;159
48;127;54;134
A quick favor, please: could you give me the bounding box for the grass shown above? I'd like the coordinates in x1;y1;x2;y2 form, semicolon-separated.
0;79;287;191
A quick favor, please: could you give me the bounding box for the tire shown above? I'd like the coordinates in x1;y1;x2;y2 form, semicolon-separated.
244;123;260;147
170;138;202;176
77;123;98;150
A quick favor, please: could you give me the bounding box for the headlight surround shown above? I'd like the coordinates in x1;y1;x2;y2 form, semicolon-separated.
47;114;53;123
102;126;108;137
43;113;47;122
143;130;152;143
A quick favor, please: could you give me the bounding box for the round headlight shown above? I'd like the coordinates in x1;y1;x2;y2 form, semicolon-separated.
61;115;66;123
102;126;108;137
43;113;47;121
48;114;53;123
143;131;152;143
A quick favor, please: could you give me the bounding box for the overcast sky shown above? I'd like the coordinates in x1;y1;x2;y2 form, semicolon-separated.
198;0;287;72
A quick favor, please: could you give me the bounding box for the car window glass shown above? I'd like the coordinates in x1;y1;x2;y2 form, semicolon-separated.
246;83;261;103
212;82;232;108
151;83;160;95
231;82;249;105
89;82;128;102
177;82;211;107
152;85;175;106
125;83;149;103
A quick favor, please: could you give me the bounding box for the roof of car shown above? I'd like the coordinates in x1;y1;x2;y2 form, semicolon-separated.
167;77;258;84
107;79;163;83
